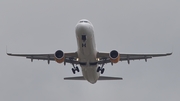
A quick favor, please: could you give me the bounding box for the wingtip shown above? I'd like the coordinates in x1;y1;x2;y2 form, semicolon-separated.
6;52;12;56
7;53;11;55
167;52;172;55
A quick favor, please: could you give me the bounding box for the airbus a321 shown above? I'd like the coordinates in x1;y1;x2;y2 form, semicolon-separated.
7;19;172;84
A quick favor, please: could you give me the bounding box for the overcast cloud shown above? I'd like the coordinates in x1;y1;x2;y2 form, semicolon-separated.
0;0;179;101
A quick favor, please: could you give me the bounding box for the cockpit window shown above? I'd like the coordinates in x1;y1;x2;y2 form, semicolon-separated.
84;21;88;23
79;21;89;23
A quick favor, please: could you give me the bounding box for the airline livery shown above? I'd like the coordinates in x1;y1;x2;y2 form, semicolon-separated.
7;19;172;84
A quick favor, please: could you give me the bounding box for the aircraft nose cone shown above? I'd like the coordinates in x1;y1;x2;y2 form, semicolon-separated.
76;23;90;33
75;22;94;35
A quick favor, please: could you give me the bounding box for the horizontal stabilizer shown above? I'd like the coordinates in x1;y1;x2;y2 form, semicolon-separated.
98;76;123;80
64;76;85;80
64;76;123;80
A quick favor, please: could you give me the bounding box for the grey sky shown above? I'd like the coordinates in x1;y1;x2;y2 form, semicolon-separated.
0;0;179;101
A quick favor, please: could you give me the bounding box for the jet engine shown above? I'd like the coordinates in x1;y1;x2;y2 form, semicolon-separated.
54;50;65;63
109;50;120;63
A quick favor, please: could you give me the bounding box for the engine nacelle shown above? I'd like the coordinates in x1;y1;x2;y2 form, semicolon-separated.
54;50;65;63
109;50;120;63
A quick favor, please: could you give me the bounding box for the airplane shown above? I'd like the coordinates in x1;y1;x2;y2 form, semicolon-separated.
7;19;172;84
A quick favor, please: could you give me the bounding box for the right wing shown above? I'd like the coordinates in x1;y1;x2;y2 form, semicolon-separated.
97;52;172;64
7;52;79;64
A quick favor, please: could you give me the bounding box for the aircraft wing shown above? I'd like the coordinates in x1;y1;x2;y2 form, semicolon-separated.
97;52;172;64
7;52;79;64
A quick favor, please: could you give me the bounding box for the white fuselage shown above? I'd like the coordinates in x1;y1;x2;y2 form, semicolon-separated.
75;19;100;84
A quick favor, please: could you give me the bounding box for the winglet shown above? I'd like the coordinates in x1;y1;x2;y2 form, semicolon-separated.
6;46;7;54
170;46;174;55
6;46;9;55
6;46;12;56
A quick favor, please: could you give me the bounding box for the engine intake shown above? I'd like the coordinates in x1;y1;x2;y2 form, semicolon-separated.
109;50;120;63
54;50;65;63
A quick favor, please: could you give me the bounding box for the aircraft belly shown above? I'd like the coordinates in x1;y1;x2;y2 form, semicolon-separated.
76;24;99;84
81;65;100;84
78;42;97;63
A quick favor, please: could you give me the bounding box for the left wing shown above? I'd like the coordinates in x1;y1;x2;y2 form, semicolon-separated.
97;52;172;64
7;52;79;64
